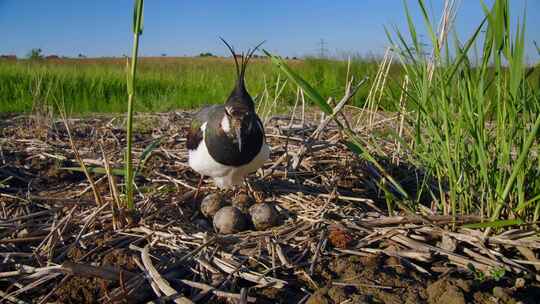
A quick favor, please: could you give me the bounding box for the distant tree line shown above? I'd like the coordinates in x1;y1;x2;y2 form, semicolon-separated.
0;54;17;60
198;52;216;57
0;48;304;61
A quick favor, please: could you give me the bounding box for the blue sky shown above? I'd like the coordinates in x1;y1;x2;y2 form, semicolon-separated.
0;1;538;61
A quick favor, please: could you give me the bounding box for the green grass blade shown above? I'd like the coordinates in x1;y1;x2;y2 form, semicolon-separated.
263;50;332;114
491;113;540;220
345;140;410;200
514;193;540;213
416;0;438;54
133;0;144;34
134;138;161;177
463;218;524;229
61;166;135;176
264;50;410;202
445;16;487;84
403;0;420;54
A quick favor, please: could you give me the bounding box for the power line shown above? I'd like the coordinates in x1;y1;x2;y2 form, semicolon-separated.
317;38;328;58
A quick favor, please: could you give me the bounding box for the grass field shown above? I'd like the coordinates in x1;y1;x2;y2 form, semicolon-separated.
0;56;388;113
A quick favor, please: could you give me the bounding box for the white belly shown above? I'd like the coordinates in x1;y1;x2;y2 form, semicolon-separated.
188;138;270;189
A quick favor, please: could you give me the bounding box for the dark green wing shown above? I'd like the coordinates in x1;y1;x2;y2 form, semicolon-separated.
186;105;221;150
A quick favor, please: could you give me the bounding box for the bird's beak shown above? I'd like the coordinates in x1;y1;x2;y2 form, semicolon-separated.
235;125;242;152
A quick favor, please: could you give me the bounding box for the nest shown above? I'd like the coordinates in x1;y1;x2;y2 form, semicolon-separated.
1;111;539;303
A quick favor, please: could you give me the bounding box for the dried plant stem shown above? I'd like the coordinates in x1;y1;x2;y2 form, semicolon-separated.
59;108;104;206
100;143;122;229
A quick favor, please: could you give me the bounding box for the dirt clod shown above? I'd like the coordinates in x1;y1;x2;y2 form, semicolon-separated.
427;277;468;304
327;286;348;303
306;288;330;304
328;224;353;249
54;276;98;304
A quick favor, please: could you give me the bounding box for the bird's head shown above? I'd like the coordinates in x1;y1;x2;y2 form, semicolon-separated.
220;38;264;152
222;104;252;152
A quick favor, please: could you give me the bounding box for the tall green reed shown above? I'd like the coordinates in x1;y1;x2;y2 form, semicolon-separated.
125;0;144;210
387;0;540;225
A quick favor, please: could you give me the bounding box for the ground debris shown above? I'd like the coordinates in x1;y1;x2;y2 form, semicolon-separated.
1;112;539;303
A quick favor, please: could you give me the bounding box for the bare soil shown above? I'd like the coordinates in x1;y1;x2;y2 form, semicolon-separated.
1;112;539;303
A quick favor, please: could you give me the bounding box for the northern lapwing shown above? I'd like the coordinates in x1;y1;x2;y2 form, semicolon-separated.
186;39;270;190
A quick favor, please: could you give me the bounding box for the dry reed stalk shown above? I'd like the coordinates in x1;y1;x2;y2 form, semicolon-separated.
356;47;392;129
58;107;104;206
100;143;122;229
427;0;459;82
394;75;409;164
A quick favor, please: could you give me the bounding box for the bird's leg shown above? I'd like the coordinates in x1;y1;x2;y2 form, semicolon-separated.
193;175;204;201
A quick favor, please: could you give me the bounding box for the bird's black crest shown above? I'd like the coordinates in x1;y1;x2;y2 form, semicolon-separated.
219;38;265;87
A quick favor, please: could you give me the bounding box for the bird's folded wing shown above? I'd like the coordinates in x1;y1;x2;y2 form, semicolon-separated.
186;105;221;150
